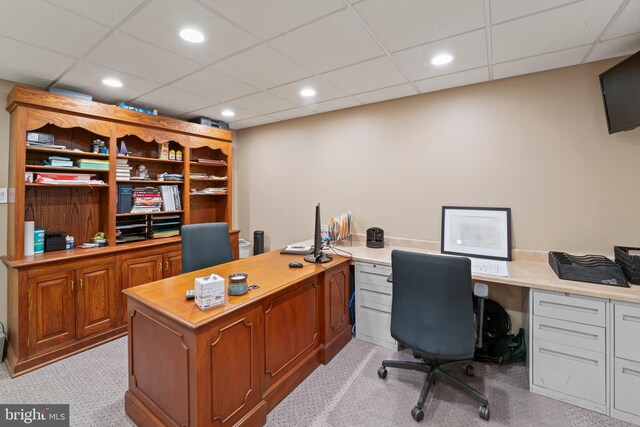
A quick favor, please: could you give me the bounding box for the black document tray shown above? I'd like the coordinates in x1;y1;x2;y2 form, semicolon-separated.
548;251;629;287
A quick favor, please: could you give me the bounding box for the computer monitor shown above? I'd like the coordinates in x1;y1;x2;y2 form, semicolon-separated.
304;203;333;263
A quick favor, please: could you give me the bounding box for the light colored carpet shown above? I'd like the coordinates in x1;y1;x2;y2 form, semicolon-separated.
0;337;632;426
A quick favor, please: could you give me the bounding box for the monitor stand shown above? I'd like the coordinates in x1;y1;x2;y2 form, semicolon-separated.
304;253;333;263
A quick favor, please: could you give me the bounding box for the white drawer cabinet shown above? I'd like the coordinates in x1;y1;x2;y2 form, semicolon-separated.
355;262;396;349
612;302;640;425
530;289;608;414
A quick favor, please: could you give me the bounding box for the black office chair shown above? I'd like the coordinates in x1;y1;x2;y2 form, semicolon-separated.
378;250;490;422
181;222;233;273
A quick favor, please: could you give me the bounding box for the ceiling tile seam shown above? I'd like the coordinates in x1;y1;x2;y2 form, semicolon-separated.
351;82;414;99
412;65;489;86
484;0;493;80
489;0;586;26
0;34;76;60
40;0;119;29
388;25;487;56
46;0;154;90
491;43;594;67
342;2;419;93
194;0;347;47
580;0;631;63
600;29;640;44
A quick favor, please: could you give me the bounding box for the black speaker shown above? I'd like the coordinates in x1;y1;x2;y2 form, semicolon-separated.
253;230;264;255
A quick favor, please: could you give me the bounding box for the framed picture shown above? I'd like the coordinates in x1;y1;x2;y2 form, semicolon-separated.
441;206;512;261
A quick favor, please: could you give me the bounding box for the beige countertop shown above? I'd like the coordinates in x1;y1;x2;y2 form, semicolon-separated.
334;235;640;304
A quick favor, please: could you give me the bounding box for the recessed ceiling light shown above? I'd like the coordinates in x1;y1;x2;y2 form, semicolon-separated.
300;88;316;97
221;109;235;118
430;53;453;66
101;78;123;88
179;28;205;43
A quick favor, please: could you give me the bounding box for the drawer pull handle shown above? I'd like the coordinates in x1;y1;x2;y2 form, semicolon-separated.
539;348;598;366
361;288;392;297
539;300;598;314
539;324;598;341
622;367;640;378
622;314;640;324
361;305;391;315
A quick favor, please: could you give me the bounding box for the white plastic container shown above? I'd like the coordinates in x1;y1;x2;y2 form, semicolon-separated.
239;239;252;259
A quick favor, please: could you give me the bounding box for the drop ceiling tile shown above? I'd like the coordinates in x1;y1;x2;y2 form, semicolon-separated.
393;30;488;81
321;56;408;95
0;67;51;88
57;61;161;103
585;33;640;62
491;0;623;63
231;116;278;130
601;0;640;40
0;0;110;58
269;9;384;74
45;0;146;27
133;86;215;116
490;0;577;24
198;0;345;39
267;77;346;106
227;92;297;115
493;45;590;80
189;104;258;122
0;36;75;81
268;106;316;121
86;32;201;83
212;45;311;90
353;83;418;104
353;0;486;52
170;68;260;104
119;0;257;66
308;97;362;113
415;67;489;93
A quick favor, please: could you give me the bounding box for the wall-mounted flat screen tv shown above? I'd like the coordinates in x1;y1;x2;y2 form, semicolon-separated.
599;49;640;134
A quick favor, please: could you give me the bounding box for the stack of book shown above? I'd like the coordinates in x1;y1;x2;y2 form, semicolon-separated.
44;156;73;167
191;187;227;195
190;172;208;179
35;172;104;185
158;172;183;182
77;158;109;170
116;158;131;180
159;185;182;211
197;158;227;166
131;187;162;213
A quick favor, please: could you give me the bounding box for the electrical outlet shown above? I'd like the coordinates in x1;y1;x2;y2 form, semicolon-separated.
0;188;7;204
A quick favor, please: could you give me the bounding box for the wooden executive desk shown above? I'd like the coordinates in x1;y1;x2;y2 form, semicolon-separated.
123;250;351;427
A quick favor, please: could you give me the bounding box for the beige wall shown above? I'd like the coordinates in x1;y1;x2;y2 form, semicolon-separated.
0;79;14;328
235;58;640;255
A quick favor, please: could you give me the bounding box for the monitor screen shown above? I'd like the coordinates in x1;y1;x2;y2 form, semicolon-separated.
599;50;640;134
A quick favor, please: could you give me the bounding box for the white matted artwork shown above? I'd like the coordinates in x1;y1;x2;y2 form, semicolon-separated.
441;207;512;261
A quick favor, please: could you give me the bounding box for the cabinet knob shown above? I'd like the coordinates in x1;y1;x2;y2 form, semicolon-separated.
70;280;74;292
79;279;83;290
165;261;169;271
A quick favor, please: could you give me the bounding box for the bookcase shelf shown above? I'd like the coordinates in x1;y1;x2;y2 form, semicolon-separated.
2;85;239;376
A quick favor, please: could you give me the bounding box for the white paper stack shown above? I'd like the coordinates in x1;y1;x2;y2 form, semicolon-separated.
194;273;225;310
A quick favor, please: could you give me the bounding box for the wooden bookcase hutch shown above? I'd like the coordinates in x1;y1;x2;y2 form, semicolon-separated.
1;85;239;376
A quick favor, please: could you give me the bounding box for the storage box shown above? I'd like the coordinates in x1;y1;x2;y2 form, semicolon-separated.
194;274;225;310
615;246;640;284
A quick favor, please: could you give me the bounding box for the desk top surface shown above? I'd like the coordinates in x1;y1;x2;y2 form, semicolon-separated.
124;250;350;329
340;240;640;304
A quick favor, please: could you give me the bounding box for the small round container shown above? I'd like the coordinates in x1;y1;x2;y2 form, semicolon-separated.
228;273;249;295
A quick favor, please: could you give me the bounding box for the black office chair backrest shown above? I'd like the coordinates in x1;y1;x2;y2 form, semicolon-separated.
181;222;233;273
390;250;475;360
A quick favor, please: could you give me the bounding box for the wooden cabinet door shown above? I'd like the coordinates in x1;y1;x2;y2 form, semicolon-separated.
323;263;350;344
76;263;117;338
28;271;75;356
163;250;182;278
120;255;162;324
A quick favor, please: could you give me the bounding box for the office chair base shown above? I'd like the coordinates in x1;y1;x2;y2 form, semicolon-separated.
379;359;489;422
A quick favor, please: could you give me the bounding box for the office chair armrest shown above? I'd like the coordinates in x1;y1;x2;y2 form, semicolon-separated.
387;273;393;283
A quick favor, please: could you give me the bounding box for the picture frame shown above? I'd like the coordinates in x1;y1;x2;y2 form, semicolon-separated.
441;206;512;261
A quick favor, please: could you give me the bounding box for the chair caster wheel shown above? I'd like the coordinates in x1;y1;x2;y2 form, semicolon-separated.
466;365;474;376
411;406;424;422
479;404;490;421
377;367;388;379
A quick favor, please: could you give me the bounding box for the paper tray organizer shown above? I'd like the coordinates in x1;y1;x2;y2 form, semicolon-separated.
548;251;629;287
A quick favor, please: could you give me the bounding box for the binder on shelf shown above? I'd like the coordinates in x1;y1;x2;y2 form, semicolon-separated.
117;184;133;214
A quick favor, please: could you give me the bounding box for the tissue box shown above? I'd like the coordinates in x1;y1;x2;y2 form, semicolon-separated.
194;274;225;310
